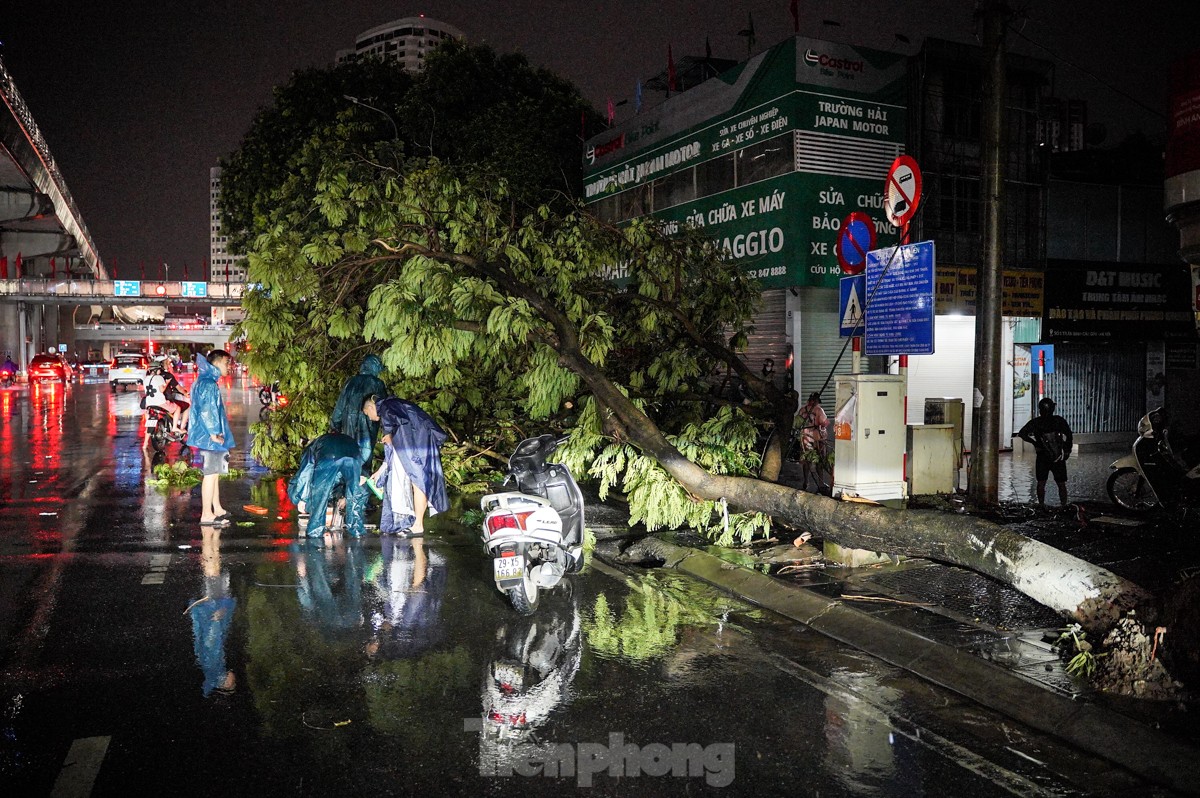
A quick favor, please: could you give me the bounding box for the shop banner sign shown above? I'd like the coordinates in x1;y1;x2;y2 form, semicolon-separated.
1042;260;1195;340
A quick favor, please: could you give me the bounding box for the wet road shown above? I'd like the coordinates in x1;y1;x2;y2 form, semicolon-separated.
0;379;1160;796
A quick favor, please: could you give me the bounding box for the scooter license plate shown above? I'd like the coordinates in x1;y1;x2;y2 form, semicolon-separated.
145;418;157;430
493;556;524;582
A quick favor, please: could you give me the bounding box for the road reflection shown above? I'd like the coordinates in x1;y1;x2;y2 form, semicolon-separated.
189;528;238;697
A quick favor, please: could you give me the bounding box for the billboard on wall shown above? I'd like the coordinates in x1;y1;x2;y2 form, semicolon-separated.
583;36;907;289
1166;50;1200;182
1042;260;1195;340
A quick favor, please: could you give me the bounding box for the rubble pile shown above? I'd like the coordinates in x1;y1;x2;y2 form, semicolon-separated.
1094;616;1185;700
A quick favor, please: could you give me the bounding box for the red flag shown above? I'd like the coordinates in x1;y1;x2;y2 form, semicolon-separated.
667;45;677;93
0;256;7;280
606;97;615;126
14;252;22;278
50;257;56;279
140;261;146;281
184;261;189;281
790;0;800;32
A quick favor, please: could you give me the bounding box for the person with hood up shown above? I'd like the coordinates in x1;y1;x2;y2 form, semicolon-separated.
363;394;448;537
187;350;235;526
331;354;388;470
287;432;368;538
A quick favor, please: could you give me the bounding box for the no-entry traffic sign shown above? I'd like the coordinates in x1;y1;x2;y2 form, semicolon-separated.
885;155;922;228
836;212;875;276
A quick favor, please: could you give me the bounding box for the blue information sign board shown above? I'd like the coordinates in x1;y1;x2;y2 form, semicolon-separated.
181;281;208;298
1031;344;1054;374
864;241;936;356
113;280;141;297
839;275;866;337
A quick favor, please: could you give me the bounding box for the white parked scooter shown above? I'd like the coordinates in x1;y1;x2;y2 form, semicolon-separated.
480;435;585;615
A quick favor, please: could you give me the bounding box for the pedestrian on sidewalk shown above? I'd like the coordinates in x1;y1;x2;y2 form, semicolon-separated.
1018;397;1073;507
363;394;448;538
187;349;235;526
796;392;830;492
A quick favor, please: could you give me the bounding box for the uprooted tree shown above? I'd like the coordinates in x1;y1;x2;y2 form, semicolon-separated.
239;136;1169;641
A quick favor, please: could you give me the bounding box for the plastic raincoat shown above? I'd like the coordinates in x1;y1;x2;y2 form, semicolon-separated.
288;433;367;537
331;355;388;468
186;354;234;452
376;398;448;533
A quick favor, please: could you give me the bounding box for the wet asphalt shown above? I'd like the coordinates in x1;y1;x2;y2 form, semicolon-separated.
0;377;1170;796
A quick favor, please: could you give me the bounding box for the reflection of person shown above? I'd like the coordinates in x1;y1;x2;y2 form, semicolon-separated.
331;354;388;471
189;527;237;697
187;350;235;526
1018;397;1074;507
294;537;366;632
287;433;367;538
796;392;830;491
363;395;448;537
365;537;447;660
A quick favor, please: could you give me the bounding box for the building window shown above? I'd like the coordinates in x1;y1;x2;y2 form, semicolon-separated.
735;133;794;187
651;167;696;211
695;153;736;197
935;175;981;233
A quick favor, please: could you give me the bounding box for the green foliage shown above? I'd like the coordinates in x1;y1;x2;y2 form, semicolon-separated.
1056;623;1107;679
226;42;781;545
148;460;202;488
584;580;716;662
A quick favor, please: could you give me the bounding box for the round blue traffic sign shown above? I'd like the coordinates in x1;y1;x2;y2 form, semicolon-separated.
836;212;875;275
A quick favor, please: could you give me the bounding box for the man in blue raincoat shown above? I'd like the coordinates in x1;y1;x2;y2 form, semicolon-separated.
364;395;448;537
187;350;235;526
288;432;368;538
331;354;388;470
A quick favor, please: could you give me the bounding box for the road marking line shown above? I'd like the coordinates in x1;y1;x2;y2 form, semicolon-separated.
50;735;111;798
142;553;172;585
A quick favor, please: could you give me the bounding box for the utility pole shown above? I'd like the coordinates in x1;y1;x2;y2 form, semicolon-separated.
968;1;1009;505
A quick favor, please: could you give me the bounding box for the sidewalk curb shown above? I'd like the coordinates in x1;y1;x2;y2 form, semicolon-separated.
652;538;1200;796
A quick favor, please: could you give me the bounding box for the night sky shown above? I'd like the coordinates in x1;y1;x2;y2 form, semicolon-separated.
2;1;1194;278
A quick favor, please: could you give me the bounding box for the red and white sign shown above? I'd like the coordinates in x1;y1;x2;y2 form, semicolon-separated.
1167;51;1200;180
884;155;922;228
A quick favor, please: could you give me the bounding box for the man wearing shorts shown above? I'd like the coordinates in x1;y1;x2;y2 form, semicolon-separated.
187;350;235;526
1018;397;1073;508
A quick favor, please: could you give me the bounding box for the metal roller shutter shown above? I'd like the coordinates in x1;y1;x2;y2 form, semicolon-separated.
738;288;790;390
796;287;853;403
1052;342;1144;434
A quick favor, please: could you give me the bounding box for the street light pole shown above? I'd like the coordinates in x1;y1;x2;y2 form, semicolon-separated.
344;94;399;139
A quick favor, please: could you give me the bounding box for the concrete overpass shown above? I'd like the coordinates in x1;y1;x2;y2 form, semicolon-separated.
74;323;236;358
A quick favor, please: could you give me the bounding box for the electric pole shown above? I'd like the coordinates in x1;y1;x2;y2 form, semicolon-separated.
969;1;1009;505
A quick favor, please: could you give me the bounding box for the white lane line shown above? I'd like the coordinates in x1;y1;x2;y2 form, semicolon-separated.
50;735;111;798
142;553;172;585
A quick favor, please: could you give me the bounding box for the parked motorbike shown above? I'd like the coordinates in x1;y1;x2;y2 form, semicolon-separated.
1107;407;1200;512
480;435;585;615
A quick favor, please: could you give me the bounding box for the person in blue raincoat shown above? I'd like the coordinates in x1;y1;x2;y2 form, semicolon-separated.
331;354;388;470
363;394;448;537
288;432;368;537
186;350;235;526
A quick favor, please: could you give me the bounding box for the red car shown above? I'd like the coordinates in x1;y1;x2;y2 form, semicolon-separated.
28;354;70;383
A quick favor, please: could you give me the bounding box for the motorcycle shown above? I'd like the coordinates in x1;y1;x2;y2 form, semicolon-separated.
259;382;288;420
480;435;585;615
0;364;15;388
1107;407;1200;512
146;405;190;455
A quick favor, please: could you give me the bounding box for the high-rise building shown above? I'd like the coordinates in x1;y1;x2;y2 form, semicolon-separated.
335;15;464;72
208;166;245;285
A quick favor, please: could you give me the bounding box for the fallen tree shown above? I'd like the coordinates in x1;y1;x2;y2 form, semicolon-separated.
241;144;1173;676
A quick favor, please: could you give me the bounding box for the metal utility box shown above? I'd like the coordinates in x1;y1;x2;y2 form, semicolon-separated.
924;397;964;467
833;374;907;502
907;424;957;495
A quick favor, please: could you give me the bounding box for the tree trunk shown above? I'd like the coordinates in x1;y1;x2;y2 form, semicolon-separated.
555;341;1154;632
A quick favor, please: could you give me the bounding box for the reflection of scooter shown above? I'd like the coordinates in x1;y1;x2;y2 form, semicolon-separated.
1108;407;1200;512
481;435;584;615
477;589;581;769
